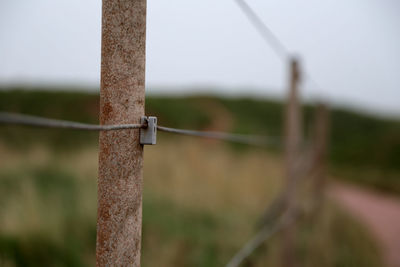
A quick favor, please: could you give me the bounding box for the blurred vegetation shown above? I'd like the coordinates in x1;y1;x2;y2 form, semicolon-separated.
0;136;382;267
0;88;399;194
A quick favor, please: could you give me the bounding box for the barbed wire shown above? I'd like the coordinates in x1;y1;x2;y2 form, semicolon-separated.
0;112;278;147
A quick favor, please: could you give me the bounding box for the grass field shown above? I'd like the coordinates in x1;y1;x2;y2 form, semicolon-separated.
0;137;382;266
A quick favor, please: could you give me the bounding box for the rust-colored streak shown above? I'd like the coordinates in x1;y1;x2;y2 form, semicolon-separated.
96;0;146;266
101;102;114;123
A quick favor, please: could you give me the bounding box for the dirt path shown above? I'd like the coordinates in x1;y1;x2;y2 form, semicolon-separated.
330;183;400;267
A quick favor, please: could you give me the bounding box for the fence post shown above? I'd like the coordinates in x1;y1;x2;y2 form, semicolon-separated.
282;57;302;267
96;1;147;266
311;104;329;215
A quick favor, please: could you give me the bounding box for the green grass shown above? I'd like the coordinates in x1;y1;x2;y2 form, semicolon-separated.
0;167;96;267
0;136;384;267
0;162;383;267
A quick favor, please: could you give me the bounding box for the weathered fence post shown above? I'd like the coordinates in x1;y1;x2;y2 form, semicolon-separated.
282;57;302;267
96;0;147;266
311;104;329;215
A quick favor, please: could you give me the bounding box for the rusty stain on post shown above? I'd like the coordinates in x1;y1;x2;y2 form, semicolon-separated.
96;0;146;266
281;57;302;267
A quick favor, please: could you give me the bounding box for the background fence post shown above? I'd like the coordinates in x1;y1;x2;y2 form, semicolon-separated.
282;57;302;267
311;104;329;215
96;0;147;266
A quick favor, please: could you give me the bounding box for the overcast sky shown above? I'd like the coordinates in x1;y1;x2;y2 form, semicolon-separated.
0;0;399;116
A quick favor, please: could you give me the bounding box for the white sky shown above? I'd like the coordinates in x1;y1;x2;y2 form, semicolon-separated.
0;0;399;116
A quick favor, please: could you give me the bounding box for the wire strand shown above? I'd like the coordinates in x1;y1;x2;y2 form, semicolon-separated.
157;125;277;147
0;112;144;131
226;210;298;267
233;0;289;60
233;0;326;94
0;112;278;147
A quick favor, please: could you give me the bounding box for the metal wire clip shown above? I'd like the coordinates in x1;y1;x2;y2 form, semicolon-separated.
140;116;157;145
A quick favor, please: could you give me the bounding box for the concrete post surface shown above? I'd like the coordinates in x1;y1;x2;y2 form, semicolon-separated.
96;0;147;266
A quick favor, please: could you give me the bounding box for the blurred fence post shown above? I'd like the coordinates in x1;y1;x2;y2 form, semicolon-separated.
96;0;147;266
311;104;329;215
282;57;302;267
